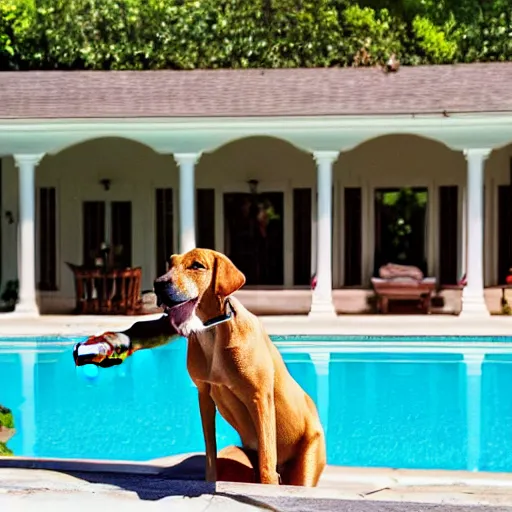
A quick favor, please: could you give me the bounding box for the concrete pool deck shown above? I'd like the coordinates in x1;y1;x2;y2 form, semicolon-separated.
1;312;512;338
2;456;512;511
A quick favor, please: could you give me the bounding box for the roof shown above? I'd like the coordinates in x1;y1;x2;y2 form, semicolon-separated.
2;62;512;120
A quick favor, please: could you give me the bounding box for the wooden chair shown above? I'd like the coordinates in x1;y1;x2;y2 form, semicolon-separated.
66;263;142;315
371;263;437;314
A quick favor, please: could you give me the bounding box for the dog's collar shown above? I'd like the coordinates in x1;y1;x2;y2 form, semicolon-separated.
202;298;234;329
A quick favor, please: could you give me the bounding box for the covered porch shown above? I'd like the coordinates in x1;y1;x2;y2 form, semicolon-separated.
1;133;511;317
2;67;512;317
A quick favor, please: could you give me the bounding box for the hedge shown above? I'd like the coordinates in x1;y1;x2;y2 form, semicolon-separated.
1;0;511;71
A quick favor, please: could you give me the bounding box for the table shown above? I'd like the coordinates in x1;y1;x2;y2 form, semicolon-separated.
67;263;142;315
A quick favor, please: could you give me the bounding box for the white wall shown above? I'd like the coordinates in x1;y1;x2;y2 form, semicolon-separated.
2;134;511;310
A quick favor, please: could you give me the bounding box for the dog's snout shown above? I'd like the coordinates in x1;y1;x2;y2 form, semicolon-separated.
153;279;171;299
155;273;171;283
154;278;169;288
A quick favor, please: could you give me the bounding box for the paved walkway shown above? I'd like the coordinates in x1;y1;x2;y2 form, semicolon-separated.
0;313;512;338
2;458;512;511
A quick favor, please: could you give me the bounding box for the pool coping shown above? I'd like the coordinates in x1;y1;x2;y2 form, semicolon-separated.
1;313;512;339
3;455;512;510
2;454;512;488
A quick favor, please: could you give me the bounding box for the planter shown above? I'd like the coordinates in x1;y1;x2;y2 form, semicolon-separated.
0;427;14;443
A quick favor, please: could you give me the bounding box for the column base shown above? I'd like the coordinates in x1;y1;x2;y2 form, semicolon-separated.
10;300;40;318
308;296;337;317
460;291;489;317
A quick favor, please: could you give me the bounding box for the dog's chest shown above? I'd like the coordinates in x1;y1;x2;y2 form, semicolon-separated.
186;332;219;383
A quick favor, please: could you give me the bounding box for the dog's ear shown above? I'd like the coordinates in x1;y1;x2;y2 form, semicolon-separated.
214;253;246;297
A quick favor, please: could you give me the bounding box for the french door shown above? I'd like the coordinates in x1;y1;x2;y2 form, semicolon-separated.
82;200;132;268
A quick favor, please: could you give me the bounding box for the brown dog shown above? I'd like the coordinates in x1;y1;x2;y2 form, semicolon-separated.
153;248;326;486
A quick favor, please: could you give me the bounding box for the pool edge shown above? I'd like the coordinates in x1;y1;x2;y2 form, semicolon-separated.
2;454;512;488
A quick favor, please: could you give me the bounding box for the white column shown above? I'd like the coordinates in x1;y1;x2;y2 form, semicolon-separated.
309;151;338;316
174;153;201;253
13;154;44;316
461;149;491;316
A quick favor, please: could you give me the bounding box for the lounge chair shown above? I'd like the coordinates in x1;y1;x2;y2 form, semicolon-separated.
371;263;437;314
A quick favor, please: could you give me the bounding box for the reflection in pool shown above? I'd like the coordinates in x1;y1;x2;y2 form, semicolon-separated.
1;337;512;472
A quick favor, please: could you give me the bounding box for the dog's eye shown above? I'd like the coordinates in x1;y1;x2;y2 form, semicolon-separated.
189;261;206;270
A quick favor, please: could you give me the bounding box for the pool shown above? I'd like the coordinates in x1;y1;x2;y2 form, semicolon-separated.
1;335;512;473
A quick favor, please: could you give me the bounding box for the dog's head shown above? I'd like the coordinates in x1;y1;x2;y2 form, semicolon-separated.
153;248;246;336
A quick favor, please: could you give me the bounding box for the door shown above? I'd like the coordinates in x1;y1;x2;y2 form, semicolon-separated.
374;187;429;276
82;200;132;268
224;192;284;285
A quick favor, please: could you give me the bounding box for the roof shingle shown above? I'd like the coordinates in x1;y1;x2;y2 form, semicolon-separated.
2;63;512;119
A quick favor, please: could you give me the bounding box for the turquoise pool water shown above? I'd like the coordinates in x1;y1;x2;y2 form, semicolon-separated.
1;335;512;472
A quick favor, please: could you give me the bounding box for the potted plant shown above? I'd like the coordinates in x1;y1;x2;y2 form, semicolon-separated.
0;280;18;312
0;405;15;456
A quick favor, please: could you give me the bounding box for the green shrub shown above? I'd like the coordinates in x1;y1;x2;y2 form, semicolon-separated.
0;405;14;457
0;405;14;429
1;0;512;71
0;443;13;456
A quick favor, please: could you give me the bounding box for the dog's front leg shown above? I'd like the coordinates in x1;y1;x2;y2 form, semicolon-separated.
197;383;217;482
249;390;279;485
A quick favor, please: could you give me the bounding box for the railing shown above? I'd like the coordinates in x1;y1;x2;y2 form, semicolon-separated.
66;263;142;315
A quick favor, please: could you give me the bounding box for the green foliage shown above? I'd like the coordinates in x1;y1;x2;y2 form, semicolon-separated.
0;405;14;456
0;405;15;456
411;14;459;64
0;405;14;429
1;0;512;71
0;443;13;456
340;5;405;66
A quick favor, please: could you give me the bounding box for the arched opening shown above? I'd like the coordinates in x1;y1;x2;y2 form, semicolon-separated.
485;142;512;288
33;137;173;312
336;134;465;314
198;136;314;288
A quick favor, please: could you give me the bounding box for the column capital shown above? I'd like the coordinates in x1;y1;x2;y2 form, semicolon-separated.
13;154;45;169
173;152;202;167
463;148;492;161
313;151;339;165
